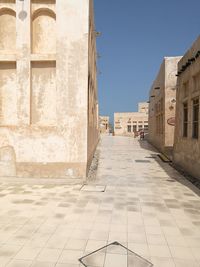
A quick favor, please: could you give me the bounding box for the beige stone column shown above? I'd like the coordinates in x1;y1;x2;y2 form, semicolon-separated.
56;0;89;164
16;0;31;125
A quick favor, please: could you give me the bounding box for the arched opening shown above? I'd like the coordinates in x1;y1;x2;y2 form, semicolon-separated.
32;8;56;54
0;8;16;53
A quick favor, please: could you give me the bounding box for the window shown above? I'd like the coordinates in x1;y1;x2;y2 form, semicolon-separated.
144;125;148;131
133;125;137;132
183;102;188;137
138;125;143;130
193;98;199;139
193;72;200;92
127;125;131;132
183;81;189;97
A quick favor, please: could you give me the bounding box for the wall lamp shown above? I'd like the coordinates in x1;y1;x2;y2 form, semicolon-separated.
95;31;102;37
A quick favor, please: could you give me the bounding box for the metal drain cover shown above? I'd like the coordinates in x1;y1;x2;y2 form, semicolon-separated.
135;160;151;163
79;241;153;266
81;185;106;192
166;179;176;183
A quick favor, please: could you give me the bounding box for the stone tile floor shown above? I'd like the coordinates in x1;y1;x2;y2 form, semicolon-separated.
0;136;199;267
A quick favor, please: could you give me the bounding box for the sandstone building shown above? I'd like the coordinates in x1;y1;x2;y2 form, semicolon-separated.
0;0;99;178
148;57;182;156
173;36;200;179
99;116;110;134
114;102;149;136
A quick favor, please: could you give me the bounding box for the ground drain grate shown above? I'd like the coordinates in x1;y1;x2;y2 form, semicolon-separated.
79;241;153;266
135;160;151;163
145;156;157;159
80;185;106;192
166;179;176;183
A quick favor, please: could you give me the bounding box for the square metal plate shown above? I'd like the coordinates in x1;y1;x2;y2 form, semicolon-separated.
80;185;106;192
79;241;153;267
135;160;151;163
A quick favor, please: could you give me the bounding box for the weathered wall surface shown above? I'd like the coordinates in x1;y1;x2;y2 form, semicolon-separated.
0;0;98;178
0;62;17;125
87;0;99;173
148;57;181;154
174;36;200;179
164;57;181;148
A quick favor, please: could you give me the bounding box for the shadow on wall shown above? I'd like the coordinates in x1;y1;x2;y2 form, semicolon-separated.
0;146;16;176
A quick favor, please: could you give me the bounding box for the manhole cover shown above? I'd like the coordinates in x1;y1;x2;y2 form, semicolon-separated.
166;179;176;183
80;185;106;192
79;241;153;266
135;160;151;163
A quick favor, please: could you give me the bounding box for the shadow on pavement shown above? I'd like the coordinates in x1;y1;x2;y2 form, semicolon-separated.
138;139;200;197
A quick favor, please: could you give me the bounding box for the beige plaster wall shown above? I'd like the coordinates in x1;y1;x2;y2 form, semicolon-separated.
87;0;99;172
0;0;98;179
173;36;200;179
0;62;17;125
31;61;56;125
148;57;181;154
32;8;56;54
0;8;16;52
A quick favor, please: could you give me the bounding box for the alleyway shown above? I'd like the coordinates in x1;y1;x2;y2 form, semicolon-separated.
0;136;200;267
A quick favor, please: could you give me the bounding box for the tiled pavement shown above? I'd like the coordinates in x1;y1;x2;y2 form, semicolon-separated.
0;136;199;267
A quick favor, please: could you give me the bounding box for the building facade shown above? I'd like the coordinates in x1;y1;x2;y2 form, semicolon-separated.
148;57;182;155
99;116;110;134
0;0;99;178
114;103;149;136
173;36;200;179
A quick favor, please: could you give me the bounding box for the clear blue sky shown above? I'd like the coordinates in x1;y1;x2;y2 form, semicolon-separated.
94;0;200;124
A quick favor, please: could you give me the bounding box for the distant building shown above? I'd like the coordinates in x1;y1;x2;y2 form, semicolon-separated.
99;116;110;134
138;102;149;113
148;57;182;156
173;36;200;179
0;0;99;179
114;103;149;136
